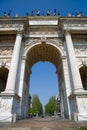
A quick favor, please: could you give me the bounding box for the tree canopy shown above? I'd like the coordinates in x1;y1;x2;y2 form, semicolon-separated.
45;96;59;116
28;94;43;116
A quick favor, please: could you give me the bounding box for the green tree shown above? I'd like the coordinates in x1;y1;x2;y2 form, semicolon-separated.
28;94;43;116
45;96;59;115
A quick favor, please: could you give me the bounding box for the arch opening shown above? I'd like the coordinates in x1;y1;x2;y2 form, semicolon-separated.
30;61;59;106
80;65;87;90
0;67;9;93
24;43;66;118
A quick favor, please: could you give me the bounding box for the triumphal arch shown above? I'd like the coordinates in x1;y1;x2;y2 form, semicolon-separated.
0;15;87;122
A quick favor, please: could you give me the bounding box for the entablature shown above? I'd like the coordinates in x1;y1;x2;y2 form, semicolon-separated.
59;17;87;33
0;16;87;35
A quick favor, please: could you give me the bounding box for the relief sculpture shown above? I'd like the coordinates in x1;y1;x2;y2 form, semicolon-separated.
0;47;13;55
74;45;87;55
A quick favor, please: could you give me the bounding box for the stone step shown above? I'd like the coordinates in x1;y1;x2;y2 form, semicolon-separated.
0;127;76;130
0;128;31;130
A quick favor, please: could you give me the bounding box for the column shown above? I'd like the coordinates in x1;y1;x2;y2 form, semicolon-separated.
65;30;83;92
62;58;71;119
5;32;23;93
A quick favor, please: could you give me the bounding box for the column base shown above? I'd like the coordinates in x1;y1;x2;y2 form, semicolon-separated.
69;91;87;121
0;90;20;100
0;113;17;122
2;89;16;94
0;92;20;122
0;113;13;122
74;113;87;121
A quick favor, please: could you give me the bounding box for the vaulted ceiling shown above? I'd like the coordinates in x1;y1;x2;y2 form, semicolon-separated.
26;43;61;69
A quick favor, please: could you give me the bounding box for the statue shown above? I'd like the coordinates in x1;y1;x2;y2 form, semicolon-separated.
4;10;11;17
36;10;40;16
47;9;50;16
26;12;29;16
4;11;7;17
76;12;82;17
58;12;60;16
31;10;34;16
54;9;56;16
8;10;11;16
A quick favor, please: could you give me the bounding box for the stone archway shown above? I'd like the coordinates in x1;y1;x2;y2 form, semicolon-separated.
0;16;87;122
21;42;68;119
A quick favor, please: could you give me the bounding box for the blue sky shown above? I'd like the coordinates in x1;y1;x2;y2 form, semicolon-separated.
0;0;87;16
30;62;59;106
0;0;87;106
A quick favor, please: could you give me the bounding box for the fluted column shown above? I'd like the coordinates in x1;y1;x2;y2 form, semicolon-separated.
5;32;23;93
65;30;83;92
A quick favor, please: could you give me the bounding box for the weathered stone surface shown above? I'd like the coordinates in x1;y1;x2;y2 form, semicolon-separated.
0;16;87;122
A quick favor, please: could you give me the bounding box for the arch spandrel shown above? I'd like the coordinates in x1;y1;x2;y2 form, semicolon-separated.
24;39;65;58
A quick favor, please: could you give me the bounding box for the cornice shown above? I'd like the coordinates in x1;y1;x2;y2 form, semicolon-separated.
0;16;87;35
0;16;87;23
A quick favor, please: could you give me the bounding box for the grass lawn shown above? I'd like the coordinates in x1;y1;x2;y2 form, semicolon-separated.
62;127;87;130
77;127;87;130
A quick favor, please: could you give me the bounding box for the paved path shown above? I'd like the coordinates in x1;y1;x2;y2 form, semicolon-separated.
0;117;87;130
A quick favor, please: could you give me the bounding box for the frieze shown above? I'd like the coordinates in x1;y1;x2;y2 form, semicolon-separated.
0;47;13;55
73;39;87;55
74;45;87;55
29;31;58;35
73;39;87;44
0;23;23;29
0;58;11;63
64;23;87;28
62;19;87;28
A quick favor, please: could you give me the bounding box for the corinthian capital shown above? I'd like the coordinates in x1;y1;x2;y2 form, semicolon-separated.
65;30;71;37
16;30;23;35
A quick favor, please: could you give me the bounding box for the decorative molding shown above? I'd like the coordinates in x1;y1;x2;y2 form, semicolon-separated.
82;60;87;66
74;45;87;55
0;23;23;29
41;36;47;42
0;47;13;55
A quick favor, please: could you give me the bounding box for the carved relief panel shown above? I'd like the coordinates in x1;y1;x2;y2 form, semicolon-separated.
73;39;87;55
0;47;13;56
